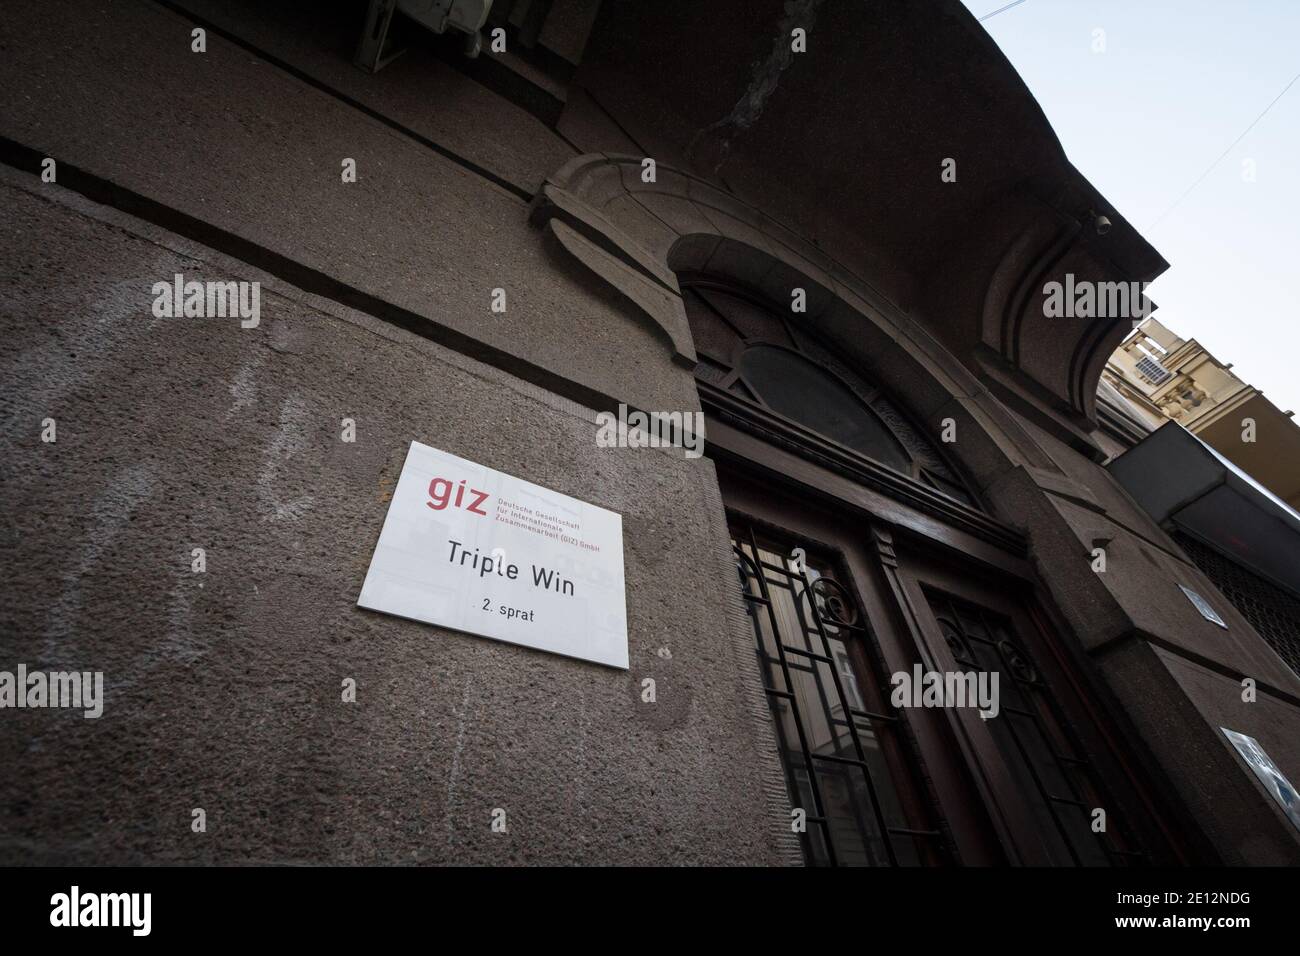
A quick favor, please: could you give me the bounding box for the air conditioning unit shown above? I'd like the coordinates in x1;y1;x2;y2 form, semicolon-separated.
356;0;494;71
397;0;493;43
1135;355;1172;385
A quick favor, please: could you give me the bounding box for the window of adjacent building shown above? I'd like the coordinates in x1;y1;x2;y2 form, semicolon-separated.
1135;354;1172;385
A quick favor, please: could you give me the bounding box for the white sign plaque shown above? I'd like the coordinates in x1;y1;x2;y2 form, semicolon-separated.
358;441;628;668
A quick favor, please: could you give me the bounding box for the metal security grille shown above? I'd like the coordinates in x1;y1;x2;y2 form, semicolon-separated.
731;518;946;866
1174;532;1300;678
924;589;1145;866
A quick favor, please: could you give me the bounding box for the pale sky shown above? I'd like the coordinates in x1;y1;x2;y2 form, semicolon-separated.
962;0;1300;414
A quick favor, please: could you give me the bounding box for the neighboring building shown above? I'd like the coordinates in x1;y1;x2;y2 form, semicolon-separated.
3;0;1300;867
1100;318;1300;698
1103;317;1300;510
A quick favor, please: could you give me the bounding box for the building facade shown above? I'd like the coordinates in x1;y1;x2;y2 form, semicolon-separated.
2;0;1299;865
1104;316;1300;510
1101;319;1300;727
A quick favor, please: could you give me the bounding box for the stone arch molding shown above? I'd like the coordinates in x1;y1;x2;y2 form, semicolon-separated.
529;151;894;370
530;153;1071;518
531;153;897;364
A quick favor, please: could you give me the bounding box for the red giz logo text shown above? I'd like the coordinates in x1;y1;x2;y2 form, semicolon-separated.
427;477;489;516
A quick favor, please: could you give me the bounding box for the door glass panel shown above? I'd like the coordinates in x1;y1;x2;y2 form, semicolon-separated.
737;345;911;472
923;588;1143;866
731;516;944;866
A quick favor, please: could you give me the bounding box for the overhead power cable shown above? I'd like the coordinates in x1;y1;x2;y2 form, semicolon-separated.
979;0;1028;22
1151;69;1300;227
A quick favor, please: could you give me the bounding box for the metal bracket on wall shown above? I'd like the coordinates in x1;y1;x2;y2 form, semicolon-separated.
355;0;406;73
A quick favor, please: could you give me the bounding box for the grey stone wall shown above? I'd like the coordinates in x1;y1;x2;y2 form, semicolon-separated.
0;0;795;865
5;0;1298;869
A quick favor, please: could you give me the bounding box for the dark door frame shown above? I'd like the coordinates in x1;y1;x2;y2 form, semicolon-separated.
710;419;1185;865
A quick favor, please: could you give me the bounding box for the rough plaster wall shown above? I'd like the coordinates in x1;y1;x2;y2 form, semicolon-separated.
1097;641;1300;866
0;174;788;865
974;399;1300;861
0;0;699;419
160;0;577;195
1010;411;1300;690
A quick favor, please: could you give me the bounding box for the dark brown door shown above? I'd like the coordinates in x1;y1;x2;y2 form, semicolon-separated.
881;532;1149;865
731;511;948;865
721;466;985;865
720;464;1148;866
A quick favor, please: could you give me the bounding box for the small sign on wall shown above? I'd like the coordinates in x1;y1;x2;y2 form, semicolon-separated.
1179;584;1227;628
1222;728;1300;832
358;441;629;669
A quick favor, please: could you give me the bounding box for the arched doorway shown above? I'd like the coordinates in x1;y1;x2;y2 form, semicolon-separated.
683;278;1152;866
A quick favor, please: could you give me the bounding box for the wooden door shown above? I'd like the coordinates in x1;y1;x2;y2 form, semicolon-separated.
720;464;1149;865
